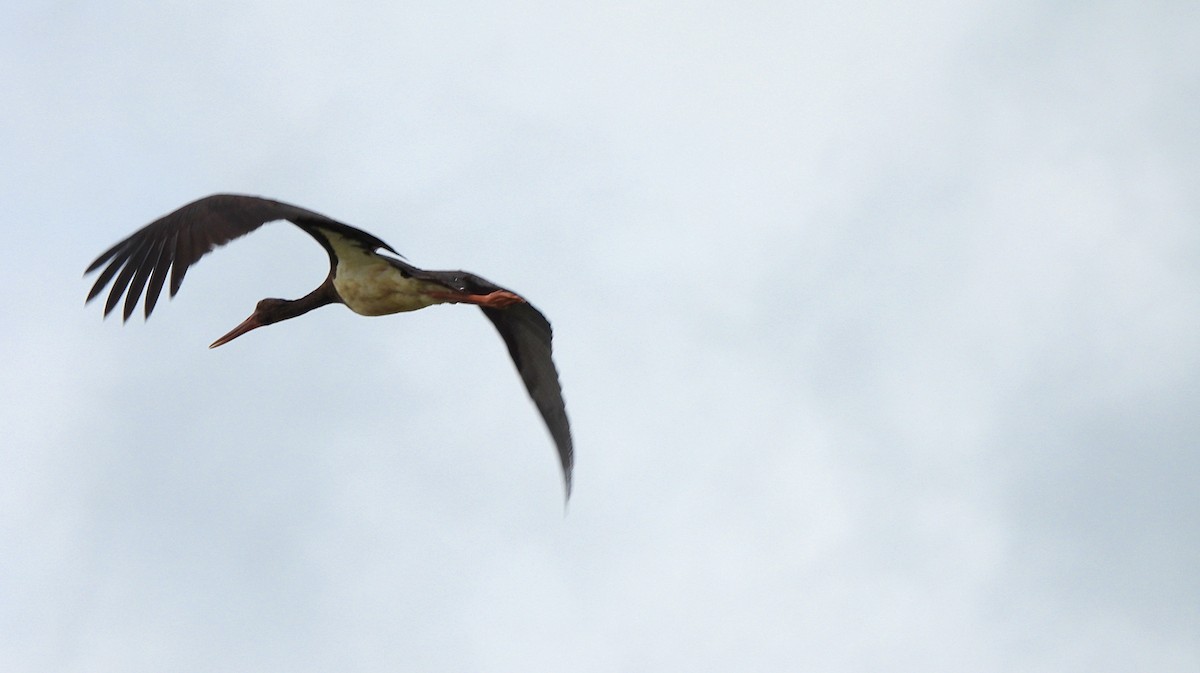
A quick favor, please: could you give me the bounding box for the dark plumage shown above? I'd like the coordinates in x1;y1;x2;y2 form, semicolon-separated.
85;194;573;496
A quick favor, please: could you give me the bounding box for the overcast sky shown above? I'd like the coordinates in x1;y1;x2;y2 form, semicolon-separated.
1;2;1197;671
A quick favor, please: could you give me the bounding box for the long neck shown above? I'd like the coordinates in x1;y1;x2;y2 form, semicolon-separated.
281;277;341;320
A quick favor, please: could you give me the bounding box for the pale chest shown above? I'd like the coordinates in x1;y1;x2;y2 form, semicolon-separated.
332;258;444;316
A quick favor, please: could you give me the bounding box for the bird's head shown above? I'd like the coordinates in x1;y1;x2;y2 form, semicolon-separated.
209;298;290;349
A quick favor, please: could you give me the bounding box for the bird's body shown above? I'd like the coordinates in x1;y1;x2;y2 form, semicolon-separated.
333;253;445;316
85;194;573;496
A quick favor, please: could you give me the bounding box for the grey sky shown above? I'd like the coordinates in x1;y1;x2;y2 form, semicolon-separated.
1;1;1197;671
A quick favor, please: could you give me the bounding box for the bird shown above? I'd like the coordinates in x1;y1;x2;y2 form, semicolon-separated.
84;194;573;496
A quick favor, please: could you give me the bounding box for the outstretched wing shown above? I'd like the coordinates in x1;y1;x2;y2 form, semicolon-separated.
410;268;574;495
85;194;397;321
481;302;573;496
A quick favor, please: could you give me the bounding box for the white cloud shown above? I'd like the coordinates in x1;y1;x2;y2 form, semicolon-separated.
0;1;1196;671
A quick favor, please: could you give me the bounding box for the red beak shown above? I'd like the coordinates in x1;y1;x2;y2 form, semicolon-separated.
209;313;264;349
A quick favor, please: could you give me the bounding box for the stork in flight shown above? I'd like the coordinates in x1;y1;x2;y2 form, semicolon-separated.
84;194;573;496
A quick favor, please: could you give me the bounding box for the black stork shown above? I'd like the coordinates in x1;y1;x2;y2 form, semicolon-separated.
84;194;573;496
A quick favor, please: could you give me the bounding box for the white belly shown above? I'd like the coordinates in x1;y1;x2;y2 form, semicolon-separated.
333;258;445;316
318;227;450;316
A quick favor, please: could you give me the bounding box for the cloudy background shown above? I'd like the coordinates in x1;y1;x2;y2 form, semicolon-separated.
2;1;1197;671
